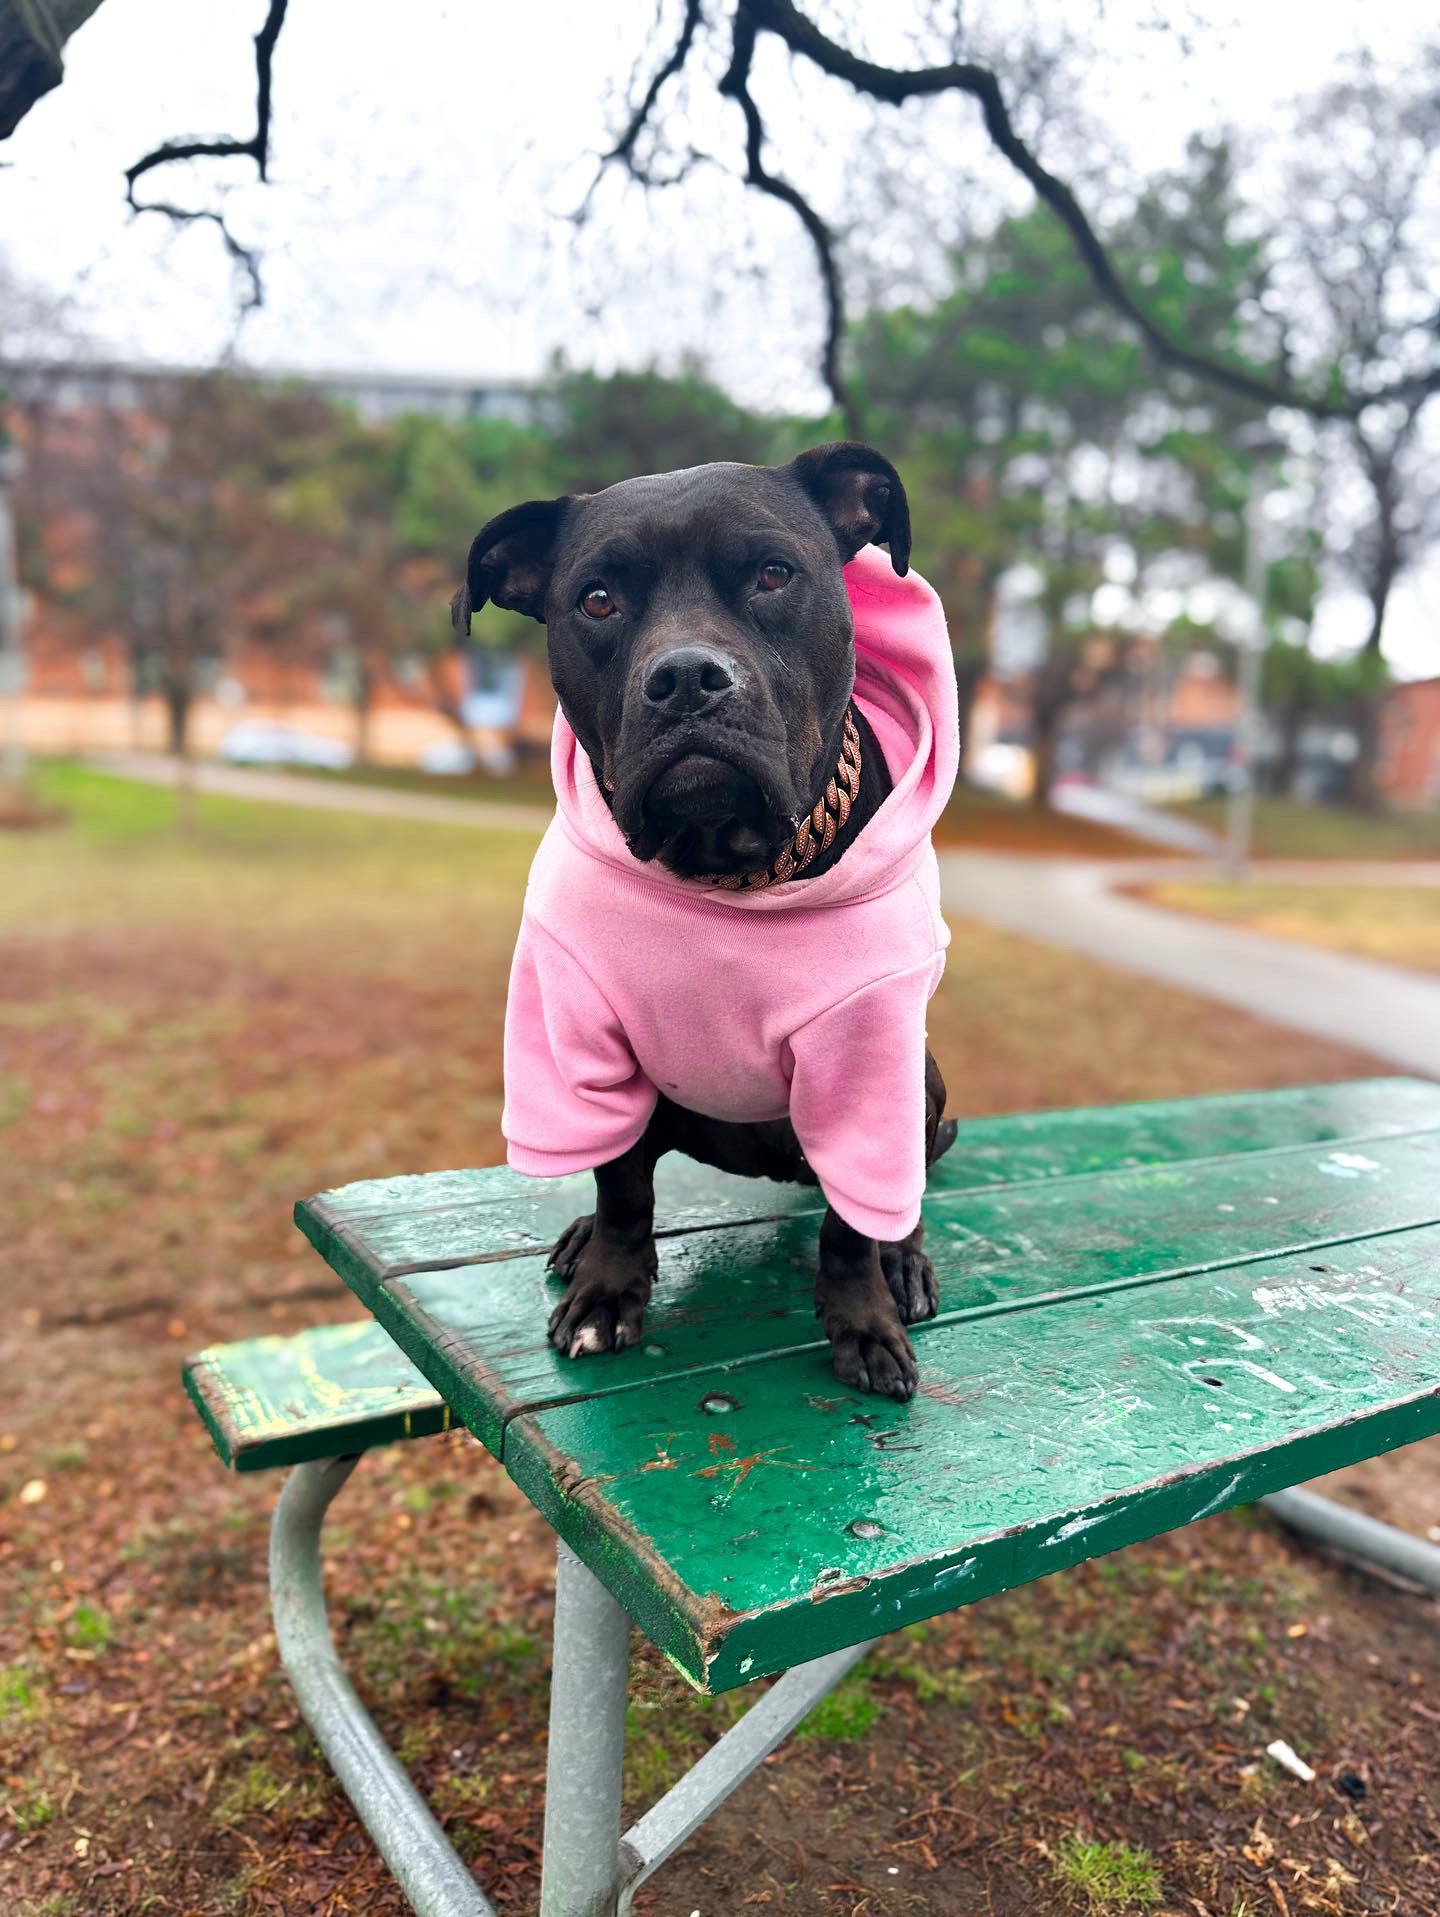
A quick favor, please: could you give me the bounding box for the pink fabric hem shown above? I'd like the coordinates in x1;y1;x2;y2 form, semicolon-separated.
505;1136;647;1179
823;1191;923;1242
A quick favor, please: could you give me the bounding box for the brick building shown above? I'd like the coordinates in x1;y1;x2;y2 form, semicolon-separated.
5;361;557;766
1378;678;1440;807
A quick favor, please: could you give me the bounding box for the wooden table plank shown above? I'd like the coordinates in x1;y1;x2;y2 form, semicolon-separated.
307;1126;1440;1454
184;1321;451;1470
296;1078;1440;1289
297;1161;800;1289
506;1222;1440;1689
285;1078;1440;1692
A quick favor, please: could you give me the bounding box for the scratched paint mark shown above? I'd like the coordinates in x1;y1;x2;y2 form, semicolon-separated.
1144;1316;1266;1351
1046;1511;1108;1548
694;1446;815;1502
918;1380;972;1408
934;1556;979;1588
1191;1470;1244;1520
1184;1357;1298;1394
641;1433;681;1473
1082;1393;1153;1434
1254;1281;1405;1327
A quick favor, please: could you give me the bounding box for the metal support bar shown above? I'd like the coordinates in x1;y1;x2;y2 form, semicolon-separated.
1262;1488;1440;1592
266;1462;1440;1917
617;1638;874;1910
269;1457;496;1917
539;1544;632;1917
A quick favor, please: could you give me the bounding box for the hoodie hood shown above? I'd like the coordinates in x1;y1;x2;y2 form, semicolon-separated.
548;542;958;911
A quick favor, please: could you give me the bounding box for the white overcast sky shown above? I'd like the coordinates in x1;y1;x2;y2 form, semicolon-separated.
3;0;1438;676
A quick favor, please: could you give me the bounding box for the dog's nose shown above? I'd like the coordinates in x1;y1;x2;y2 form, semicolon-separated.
642;646;736;717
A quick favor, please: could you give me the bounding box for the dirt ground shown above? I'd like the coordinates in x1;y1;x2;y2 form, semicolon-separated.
3;764;1438;1917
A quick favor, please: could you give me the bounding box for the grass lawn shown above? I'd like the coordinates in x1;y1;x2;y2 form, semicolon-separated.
1140;879;1440;976
285;756;561;810
3;762;1437;1916
1167;795;1440;861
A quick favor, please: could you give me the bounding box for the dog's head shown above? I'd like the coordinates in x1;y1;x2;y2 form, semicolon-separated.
452;443;910;879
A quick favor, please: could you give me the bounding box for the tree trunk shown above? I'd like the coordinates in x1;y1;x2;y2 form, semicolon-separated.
163;673;197;830
1345;692;1385;812
1342;568;1394;812
954;655;985;777
1030;702;1061;810
426;651;480;750
353;666;373;766
1273;690;1306;797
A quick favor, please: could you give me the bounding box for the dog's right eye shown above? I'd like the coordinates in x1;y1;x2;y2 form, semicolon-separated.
579;585;616;620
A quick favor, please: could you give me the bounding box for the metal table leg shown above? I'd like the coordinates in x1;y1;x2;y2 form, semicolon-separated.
1262;1487;1440;1591
616;1638;873;1911
539;1545;632;1916
270;1456;496;1917
269;1471;894;1915
535;1538;876;1917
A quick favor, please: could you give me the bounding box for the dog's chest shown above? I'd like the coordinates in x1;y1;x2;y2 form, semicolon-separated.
571;884;902;1124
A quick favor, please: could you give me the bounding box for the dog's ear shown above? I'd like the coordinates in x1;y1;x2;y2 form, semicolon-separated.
785;442;911;576
451;496;573;634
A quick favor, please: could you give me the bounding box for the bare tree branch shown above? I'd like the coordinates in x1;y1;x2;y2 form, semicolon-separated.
717;11;857;431
606;0;704;172
592;0;1438;425
741;0;1440;421
122;0;289;317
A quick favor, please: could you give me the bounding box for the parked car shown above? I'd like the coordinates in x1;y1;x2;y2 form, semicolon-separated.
219;723;355;771
416;739;477;776
417;738;517;777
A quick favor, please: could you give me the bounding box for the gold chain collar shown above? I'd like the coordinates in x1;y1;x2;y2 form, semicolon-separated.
713;708;861;892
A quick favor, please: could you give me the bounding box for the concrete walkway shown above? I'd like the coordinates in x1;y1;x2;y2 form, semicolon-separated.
87;752;554;834
940;854;1440;1078
1050;781;1222;852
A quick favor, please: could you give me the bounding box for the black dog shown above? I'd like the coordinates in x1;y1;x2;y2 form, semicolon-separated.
453;443;955;1400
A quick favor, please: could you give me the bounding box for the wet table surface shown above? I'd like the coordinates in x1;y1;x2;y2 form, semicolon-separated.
238;1077;1440;1691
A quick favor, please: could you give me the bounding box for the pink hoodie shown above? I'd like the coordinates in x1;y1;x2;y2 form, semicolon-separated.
503;543;958;1242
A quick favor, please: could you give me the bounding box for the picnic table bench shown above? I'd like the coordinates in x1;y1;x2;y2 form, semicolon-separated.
185;1075;1440;1917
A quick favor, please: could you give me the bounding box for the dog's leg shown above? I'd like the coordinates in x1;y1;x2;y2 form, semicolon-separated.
877;1048;949;1325
547;1134;659;1358
816;1208;918;1403
879;1223;939;1325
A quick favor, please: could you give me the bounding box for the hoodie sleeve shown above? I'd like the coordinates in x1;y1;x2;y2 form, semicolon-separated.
502;917;658;1177
787;956;943;1242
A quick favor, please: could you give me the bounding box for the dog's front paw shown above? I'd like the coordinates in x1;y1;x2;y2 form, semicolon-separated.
547;1243;657;1360
547;1214;594;1282
827;1307;918;1402
820;1277;918;1402
879;1228;938;1325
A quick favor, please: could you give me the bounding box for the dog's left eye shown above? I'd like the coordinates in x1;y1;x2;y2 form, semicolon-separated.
756;561;792;592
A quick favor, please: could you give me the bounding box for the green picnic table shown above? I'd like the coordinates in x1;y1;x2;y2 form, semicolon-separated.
186;1075;1440;1916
